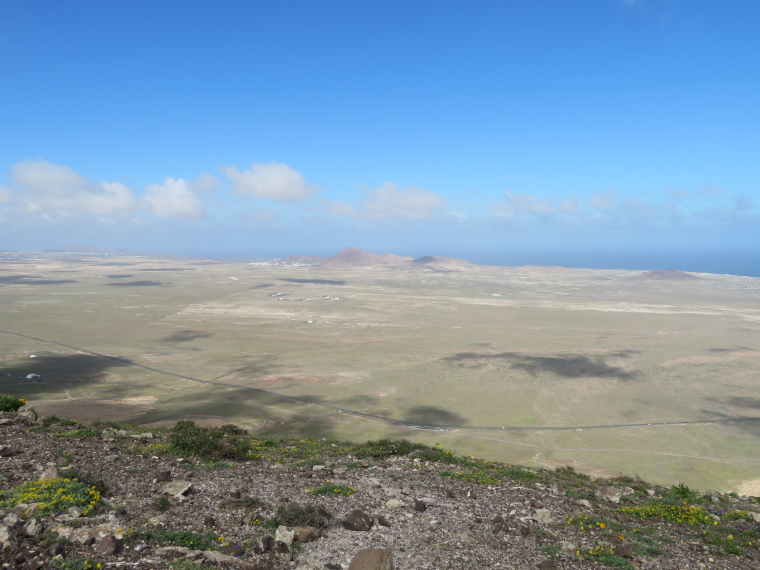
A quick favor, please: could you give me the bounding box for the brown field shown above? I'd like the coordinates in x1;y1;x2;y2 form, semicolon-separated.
2;252;760;492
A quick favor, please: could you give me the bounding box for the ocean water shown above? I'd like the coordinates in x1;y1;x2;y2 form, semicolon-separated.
464;249;760;278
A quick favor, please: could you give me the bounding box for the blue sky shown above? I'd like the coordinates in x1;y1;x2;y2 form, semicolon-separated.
1;0;758;271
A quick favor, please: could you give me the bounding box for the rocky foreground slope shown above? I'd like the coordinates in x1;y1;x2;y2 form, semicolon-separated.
2;406;760;570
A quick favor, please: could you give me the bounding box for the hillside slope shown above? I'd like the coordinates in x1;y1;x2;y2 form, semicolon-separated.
2;406;760;569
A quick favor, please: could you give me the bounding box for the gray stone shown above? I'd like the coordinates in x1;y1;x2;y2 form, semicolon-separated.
576;499;592;509
292;526;321;542
40;465;61;480
161;480;193;496
1;513;22;528
22;518;44;537
68;507;83;518
16;406;39;425
272;540;291;562
342;509;373;531
532;508;556;524
348;548;394;570
148;514;169;526
94;534;119;557
595;486;623;504
750;512;760;524
155;546;202;559
0;524;17;551
274;525;294;546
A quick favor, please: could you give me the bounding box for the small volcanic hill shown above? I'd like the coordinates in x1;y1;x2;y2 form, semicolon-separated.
412;255;473;270
321;247;412;267
633;269;701;281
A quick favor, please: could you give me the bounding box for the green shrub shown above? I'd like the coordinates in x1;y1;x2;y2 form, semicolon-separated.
0;394;26;412
167;420;252;461
152;496;171;512
351;438;429;459
60;467;109;496
265;502;332;529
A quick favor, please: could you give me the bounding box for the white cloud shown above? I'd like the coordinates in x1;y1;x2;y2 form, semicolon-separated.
222;162;318;202
361;182;449;221
141;177;211;220
504;191;556;216
320;182;448;222
699;184;724;197
495;190;580;220
9;160;137;217
590;191;619;212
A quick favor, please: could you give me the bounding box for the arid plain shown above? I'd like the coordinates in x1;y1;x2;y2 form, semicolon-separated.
2;252;760;493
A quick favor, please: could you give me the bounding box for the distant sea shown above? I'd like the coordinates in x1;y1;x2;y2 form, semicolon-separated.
465;250;760;278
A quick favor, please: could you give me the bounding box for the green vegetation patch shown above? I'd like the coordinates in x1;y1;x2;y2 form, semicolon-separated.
167;420;253;461
351;438;430;458
438;470;499;485
262;502;332;531
0;477;101;516
128;526;222;551
0;394;26;412
308;483;354;497
582;543;636;569
618;502;718;526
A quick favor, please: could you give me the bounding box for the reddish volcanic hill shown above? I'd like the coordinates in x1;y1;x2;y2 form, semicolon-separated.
321;247;413;267
633;269;701;281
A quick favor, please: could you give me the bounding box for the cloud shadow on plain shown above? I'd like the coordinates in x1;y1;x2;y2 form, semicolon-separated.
162;330;212;343
103;281;168;287
403;405;468;427
441;351;635;380
0;275;77;285
278;278;347;285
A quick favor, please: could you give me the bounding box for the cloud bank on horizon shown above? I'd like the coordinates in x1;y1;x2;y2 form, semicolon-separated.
0;0;758;266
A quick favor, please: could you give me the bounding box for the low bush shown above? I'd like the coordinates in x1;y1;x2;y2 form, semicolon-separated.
0;394;26;413
264;502;332;530
351;438;429;459
167;420;252;461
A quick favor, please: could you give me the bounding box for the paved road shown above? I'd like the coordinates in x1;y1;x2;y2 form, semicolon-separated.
3;329;760;432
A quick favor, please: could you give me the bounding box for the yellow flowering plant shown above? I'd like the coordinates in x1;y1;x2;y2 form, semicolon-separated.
0;477;101;516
